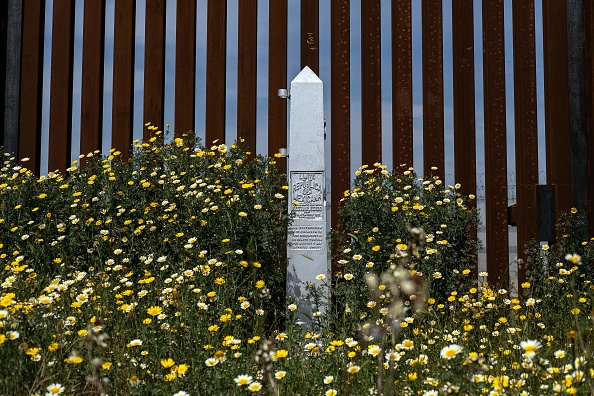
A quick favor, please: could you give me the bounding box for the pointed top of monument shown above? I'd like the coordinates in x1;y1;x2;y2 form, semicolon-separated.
292;66;322;84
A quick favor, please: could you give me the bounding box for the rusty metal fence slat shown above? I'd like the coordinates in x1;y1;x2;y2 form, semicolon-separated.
482;0;509;284
452;0;477;202
512;1;538;284
48;0;75;172
452;0;478;268
267;0;288;171
587;2;594;232
174;0;197;137
19;0;45;175
330;0;351;270
422;0;445;181
237;0;258;155
392;0;413;170
543;1;572;228
205;0;227;145
361;0;382;166
80;0;106;160
111;0;136;161
143;0;166;139
301;0;319;75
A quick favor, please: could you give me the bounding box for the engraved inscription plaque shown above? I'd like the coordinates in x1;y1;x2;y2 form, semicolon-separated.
289;225;324;250
290;171;324;220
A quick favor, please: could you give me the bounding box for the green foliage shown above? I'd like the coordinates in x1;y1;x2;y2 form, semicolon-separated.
4;134;594;395
524;211;594;294
331;163;479;318
0;129;289;394
522;209;594;337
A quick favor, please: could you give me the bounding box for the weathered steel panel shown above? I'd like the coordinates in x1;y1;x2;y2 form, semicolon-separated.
112;0;135;162
80;0;105;162
48;0;75;173
361;0;382;166
19;0;45;175
237;0;258;156
512;1;538;285
205;0;227;145
174;0;197;136
422;0;444;181
392;0;412;170
267;0;287;173
300;0;319;75
143;0;166;139
330;0;350;272
482;0;509;285
542;0;571;227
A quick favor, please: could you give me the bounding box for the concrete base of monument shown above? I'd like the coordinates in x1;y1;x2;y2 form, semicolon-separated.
286;256;330;324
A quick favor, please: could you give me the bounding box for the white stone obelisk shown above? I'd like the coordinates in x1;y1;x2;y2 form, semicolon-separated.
286;67;329;322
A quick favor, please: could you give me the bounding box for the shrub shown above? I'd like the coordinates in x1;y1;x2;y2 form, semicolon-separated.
331;163;479;328
5;133;594;395
522;209;594;336
0;129;289;393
